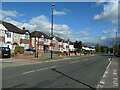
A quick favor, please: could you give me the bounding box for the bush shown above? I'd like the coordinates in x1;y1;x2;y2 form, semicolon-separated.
14;46;24;55
14;46;19;55
19;46;24;54
53;51;60;54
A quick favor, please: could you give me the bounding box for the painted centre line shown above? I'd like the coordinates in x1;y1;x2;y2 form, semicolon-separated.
69;58;90;64
22;65;59;75
84;58;88;60
70;61;79;64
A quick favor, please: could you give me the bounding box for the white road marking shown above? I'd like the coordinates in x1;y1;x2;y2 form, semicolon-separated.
97;84;103;88
84;59;88;60
70;61;79;64
99;81;105;84
97;58;112;88
103;73;107;78
20;62;43;66
106;60;112;69
113;78;118;87
22;65;59;75
69;58;90;64
104;70;109;74
113;69;117;75
108;58;111;61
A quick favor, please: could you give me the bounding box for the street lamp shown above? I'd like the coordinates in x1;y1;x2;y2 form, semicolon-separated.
51;3;55;59
68;39;70;56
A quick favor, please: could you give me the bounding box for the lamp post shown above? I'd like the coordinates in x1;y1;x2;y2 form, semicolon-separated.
68;39;70;56
51;3;55;59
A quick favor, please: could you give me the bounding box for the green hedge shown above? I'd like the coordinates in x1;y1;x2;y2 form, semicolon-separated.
53;51;60;54
14;46;24;55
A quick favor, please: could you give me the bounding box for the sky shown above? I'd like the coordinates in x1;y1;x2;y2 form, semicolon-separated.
0;0;119;47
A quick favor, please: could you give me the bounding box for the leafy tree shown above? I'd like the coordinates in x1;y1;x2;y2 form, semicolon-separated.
95;43;101;53
74;41;82;53
109;48;113;53
101;46;109;53
74;41;78;48
113;44;120;56
77;41;82;53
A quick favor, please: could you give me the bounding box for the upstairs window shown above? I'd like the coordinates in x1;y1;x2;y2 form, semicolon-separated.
25;35;29;39
5;31;11;38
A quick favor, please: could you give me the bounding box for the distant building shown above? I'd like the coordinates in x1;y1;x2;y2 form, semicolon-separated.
82;46;95;51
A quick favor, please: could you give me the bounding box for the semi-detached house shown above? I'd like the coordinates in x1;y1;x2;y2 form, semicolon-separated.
0;21;30;53
0;21;75;56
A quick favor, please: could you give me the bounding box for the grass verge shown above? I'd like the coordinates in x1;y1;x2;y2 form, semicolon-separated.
32;55;86;63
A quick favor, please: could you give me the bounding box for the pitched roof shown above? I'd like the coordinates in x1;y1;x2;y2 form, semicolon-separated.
69;41;74;45
30;31;50;39
54;36;64;42
0;21;28;34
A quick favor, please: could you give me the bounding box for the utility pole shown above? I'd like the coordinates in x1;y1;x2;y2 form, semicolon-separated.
51;3;55;59
116;32;117;44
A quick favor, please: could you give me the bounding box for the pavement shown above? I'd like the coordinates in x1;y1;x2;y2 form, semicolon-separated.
2;55;119;89
1;54;93;68
0;53;60;68
97;56;119;89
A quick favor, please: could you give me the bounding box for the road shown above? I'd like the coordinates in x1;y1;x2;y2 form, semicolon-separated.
2;55;110;89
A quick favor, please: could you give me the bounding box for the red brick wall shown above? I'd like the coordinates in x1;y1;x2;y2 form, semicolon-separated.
50;43;55;47
14;54;35;58
66;46;69;48
0;36;5;42
59;45;63;48
20;39;30;44
37;41;44;45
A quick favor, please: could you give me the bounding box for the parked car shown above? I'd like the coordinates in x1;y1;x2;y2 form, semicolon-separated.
0;47;11;58
24;49;36;54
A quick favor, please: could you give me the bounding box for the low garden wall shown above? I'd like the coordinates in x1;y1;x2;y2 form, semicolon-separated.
14;54;35;59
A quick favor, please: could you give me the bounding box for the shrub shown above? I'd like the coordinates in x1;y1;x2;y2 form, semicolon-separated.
53;51;60;54
14;46;19;55
19;46;24;54
14;46;24;55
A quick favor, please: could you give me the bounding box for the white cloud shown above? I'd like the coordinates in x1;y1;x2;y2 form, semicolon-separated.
79;28;89;36
100;36;107;40
102;28;117;34
29;15;72;40
0;10;24;20
3;15;73;41
93;1;118;24
2;10;17;17
53;10;66;16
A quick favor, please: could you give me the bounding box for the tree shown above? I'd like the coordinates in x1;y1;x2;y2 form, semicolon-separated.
77;41;82;53
74;40;82;54
95;44;101;53
74;41;78;49
101;46;109;53
113;44;120;56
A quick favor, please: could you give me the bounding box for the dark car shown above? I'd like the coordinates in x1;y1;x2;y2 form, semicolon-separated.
0;47;11;58
24;49;36;54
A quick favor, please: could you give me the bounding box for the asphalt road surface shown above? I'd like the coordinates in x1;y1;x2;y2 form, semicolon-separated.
2;55;110;89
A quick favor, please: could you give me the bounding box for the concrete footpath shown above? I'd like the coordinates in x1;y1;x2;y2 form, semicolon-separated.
97;57;119;89
0;58;36;68
0;56;72;68
0;55;94;68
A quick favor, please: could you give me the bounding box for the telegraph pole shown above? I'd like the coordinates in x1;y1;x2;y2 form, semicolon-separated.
51;3;55;59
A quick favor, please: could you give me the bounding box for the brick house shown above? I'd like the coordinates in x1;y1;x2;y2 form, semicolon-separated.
0;21;75;57
0;21;30;53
